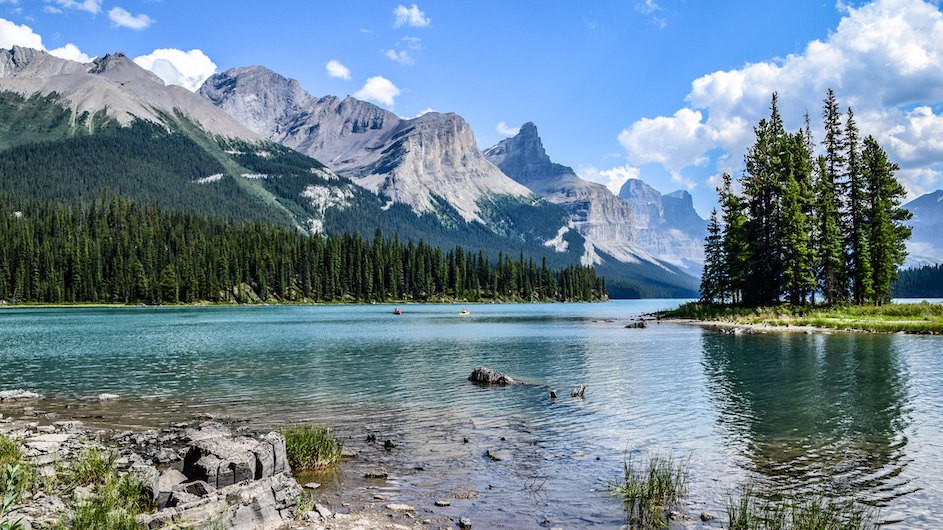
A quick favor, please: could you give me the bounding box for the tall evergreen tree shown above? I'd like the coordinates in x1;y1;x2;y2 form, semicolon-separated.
844;107;873;304
819;89;849;303
719;173;748;305
700;209;725;303
862;136;912;304
778;132;816;305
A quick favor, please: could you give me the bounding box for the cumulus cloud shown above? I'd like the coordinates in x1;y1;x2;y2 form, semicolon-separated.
0;17;91;62
354;76;400;107
577;164;643;195
52;0;101;14
618;0;943;196
393;4;429;28
384;49;414;65
0;17;43;49
133;49;216;92
108;7;153;30
496;121;519;136
325;59;351;80
49;43;91;62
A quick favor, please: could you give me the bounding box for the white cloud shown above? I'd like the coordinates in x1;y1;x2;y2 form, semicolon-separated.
393;4;430;28
617;0;943;196
0;17;43;49
577;164;642;195
496;121;519;136
0;17;91;63
384;49;414;65
325;59;351;80
401;36;422;50
52;0;101;14
133;49;216;92
108;7;153;30
635;0;666;28
49;43;91;62
354;76;400;107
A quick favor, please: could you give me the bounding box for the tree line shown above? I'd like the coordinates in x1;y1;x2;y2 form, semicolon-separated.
893;264;943;298
700;91;912;307
0;194;606;305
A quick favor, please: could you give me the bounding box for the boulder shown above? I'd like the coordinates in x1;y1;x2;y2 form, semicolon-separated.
182;430;288;489
468;367;516;385
136;472;302;530
97;393;120;401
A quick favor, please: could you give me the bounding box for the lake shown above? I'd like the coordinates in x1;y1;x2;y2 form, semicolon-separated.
1;300;941;528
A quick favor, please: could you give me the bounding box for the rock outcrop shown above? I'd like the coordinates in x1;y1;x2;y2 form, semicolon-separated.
199;66;539;225
618;179;707;275
485;122;659;267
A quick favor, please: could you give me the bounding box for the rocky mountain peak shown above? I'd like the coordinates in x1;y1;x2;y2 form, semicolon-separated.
619;178;663;206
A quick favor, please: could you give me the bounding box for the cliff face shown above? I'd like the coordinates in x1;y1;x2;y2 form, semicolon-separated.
486;122;706;272
619;180;706;274
200;67;535;225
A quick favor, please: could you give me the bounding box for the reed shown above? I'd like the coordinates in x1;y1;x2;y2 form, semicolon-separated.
726;485;878;530
281;425;344;470
611;453;688;528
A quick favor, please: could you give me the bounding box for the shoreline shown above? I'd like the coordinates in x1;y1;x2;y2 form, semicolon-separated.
0;401;476;530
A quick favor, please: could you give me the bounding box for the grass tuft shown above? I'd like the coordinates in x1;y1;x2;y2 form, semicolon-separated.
611;452;688;528
727;484;878;530
281;425;344;471
62;448;118;489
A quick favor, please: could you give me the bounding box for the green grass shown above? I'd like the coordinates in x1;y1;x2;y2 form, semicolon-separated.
0;437;21;470
62;448;118;489
54;448;153;530
281;425;344;471
726;484;877;530
610;453;688;528
1;465;26;530
663;302;943;334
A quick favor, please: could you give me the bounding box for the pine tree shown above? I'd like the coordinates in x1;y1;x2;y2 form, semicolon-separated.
700;209;725;303
844;107;873;304
863;136;912;304
778;132;816;305
819;89;848;304
719;173;748;304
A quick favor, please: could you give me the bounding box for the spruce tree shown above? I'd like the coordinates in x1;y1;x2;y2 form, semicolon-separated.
863;136;912;304
779;132;816;305
844;107;873;304
700;209;725;303
719;173;748;304
819;89;848;304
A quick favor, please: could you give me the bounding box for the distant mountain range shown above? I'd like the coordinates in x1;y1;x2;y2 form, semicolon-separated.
199;65;703;294
904;189;943;268
0;46;701;297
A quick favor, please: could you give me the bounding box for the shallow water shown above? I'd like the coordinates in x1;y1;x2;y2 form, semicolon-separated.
1;301;941;528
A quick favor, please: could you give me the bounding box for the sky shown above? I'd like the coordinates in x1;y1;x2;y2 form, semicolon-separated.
0;0;941;217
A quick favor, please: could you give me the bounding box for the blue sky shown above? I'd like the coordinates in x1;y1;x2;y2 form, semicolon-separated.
1;0;941;216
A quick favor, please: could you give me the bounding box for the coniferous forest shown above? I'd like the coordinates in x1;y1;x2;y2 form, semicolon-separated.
893;264;943;298
0;193;606;305
700;91;912;307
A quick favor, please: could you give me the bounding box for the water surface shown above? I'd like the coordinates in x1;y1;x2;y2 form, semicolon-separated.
1;301;940;528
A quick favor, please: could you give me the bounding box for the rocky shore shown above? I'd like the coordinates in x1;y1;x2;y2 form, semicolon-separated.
0;391;481;530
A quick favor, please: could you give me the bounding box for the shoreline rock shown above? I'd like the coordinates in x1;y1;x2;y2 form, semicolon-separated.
468;366;516;385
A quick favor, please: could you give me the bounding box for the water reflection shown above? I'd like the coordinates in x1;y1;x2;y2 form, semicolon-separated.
701;330;914;506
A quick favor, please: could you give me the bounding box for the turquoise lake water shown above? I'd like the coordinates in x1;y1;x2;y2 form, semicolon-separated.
1;300;941;528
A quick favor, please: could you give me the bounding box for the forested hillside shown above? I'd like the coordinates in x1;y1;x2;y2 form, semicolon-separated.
893;265;943;298
0;194;606;304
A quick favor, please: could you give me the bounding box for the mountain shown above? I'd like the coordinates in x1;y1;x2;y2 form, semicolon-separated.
618;179;707;274
200;68;699;296
200;66;539;225
903;189;943;267
0;47;597;288
485;123;654;265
